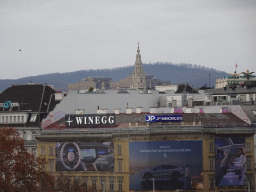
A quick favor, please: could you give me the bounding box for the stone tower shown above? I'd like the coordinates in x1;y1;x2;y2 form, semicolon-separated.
130;43;146;91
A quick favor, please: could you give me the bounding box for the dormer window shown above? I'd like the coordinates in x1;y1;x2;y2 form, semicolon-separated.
30;114;37;122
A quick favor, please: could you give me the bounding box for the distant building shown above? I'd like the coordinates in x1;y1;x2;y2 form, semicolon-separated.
68;77;112;90
215;70;256;89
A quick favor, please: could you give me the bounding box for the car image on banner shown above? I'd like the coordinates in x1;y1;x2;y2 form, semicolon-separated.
129;140;203;191
215;138;246;186
55;142;114;172
140;165;184;180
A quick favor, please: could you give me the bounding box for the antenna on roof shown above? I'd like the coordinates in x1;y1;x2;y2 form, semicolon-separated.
78;71;80;90
209;73;211;87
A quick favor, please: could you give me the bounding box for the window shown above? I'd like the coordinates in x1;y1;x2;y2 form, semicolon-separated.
117;145;122;155
91;178;97;190
118;161;123;172
21;116;24;122
209;177;215;189
49;146;54;156
17;116;20;122
13;116;16;123
32;148;36;156
209;158;215;170
6;116;8;123
10;116;12;123
49;160;54;172
81;177;88;189
247;157;252;170
100;179;106;191
246;174;252;188
41;164;46;171
22;131;27;140
118;179;123;191
209;142;214;153
32;131;36;140
41;146;45;156
2;116;4;123
109;179;115;191
30;114;37;122
246;142;251;152
74;177;80;185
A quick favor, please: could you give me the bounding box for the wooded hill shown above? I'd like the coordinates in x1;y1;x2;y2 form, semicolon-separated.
0;62;228;92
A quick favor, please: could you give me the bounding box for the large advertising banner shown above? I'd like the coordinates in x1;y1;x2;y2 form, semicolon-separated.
129;141;203;191
215;138;246;186
55;142;114;171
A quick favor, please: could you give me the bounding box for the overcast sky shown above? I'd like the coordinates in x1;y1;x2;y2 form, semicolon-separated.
1;0;255;80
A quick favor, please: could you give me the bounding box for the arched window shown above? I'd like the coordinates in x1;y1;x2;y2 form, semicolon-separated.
22;131;27;140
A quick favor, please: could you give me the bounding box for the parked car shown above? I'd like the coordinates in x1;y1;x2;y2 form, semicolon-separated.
140;165;184;180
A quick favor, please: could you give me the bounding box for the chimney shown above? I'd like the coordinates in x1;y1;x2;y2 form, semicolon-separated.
76;109;85;114
136;107;142;114
126;108;133;114
114;108;121;114
97;109;108;114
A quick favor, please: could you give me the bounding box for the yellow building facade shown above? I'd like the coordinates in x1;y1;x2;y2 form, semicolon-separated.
37;127;255;192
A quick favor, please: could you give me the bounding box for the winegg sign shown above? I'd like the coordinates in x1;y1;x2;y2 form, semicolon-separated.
65;114;116;128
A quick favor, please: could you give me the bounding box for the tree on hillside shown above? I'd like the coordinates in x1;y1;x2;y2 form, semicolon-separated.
0;127;54;192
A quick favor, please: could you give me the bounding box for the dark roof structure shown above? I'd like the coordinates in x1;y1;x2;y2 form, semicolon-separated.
0;84;58;112
0;84;60;127
175;84;198;93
